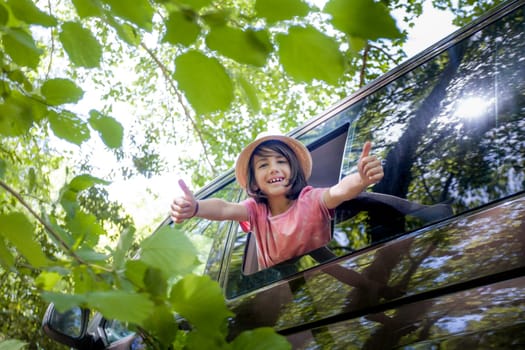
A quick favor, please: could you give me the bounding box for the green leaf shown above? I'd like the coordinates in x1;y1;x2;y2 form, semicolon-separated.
277;26;344;84
124;259;148;289
72;266;94;294
41;292;86;312
0;212;49;267
231;328;291;350
0;159;5;178
68;174;110;192
0;93;36;136
141;305;178;348
7;69;33;91
170;274;233;334
88;110;123;149
255;0;309;23
75;247;108;262
35;271;63;291
102;0;153;31
48;110;90;145
139;226;199;277
177;0;213;11
0;3;9;26
238;76;260;112
86;291;154;324
2;28;42;68
205;26;272;66
6;0;57;27
324;0;402;40
0;339;28;350
107;18;141;46
71;0;103;18
0;238;15;269
201;9;230;27
113;228;135;270
66;211;105;249
162;10;200;46
174;51;233;115
59;174;109;215
47;216;75;247
349;36;367;53
41;78;84;106
27;167;36;192
143;267;167;297
59;22;102;68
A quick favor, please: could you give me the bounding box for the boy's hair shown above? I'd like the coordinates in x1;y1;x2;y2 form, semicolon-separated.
246;140;308;204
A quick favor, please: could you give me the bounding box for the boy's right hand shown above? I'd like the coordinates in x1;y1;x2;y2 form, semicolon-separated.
170;179;198;224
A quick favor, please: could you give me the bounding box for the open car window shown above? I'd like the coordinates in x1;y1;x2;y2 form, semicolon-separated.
178;181;243;279
224;126;350;298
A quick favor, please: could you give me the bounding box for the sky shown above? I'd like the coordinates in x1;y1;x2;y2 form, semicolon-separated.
393;2;457;58
105;3;459;232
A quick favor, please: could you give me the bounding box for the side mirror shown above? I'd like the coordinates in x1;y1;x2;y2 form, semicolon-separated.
42;303;93;349
42;303;141;350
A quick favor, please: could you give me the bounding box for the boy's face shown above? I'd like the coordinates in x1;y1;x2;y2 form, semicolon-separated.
252;148;291;199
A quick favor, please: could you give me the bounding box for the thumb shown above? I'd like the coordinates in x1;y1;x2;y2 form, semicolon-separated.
178;179;193;198
360;141;372;159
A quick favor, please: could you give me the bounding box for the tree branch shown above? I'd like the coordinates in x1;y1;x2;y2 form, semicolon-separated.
359;44;370;88
368;43;401;65
0;180;87;265
45;0;55;81
359;43;401;88
139;43;216;174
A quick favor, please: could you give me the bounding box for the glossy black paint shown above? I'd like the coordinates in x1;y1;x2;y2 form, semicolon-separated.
226;194;525;347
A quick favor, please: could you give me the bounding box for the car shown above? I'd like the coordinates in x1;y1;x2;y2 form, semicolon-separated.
43;0;525;348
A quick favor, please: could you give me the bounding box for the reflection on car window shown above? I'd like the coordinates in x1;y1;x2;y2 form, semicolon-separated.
104;319;134;343
180;181;242;278
332;6;525;253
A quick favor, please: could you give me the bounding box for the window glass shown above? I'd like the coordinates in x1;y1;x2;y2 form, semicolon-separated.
333;6;525;253
180;181;242;279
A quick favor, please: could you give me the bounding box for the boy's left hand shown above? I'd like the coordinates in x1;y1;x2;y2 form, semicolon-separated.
358;141;384;187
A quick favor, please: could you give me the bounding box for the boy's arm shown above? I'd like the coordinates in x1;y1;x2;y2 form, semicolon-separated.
323;141;384;210
171;179;249;223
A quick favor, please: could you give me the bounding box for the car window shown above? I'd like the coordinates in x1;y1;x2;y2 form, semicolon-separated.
330;5;525;253
180;181;243;279
224;127;349;298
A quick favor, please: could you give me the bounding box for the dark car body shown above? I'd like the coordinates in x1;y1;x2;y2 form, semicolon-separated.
44;0;525;348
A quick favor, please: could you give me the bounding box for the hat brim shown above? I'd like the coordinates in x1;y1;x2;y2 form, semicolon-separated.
235;134;312;189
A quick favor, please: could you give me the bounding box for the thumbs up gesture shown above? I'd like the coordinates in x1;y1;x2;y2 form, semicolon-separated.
357;141;384;187
170;179;198;223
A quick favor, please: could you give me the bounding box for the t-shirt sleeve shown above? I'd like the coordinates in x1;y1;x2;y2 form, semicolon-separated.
303;187;334;220
239;198;256;233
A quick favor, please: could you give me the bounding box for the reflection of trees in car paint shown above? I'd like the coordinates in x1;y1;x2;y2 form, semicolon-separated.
270;197;525;348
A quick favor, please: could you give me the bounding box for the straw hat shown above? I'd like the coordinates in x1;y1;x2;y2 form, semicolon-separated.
235;133;312;189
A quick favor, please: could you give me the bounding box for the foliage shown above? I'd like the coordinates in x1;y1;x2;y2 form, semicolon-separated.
0;0;504;349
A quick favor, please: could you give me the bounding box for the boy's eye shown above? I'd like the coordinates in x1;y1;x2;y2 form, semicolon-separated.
258;163;268;169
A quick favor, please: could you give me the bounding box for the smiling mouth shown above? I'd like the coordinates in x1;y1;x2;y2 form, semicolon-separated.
268;177;285;184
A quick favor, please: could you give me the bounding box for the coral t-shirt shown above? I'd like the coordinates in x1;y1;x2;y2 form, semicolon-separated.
240;186;333;269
